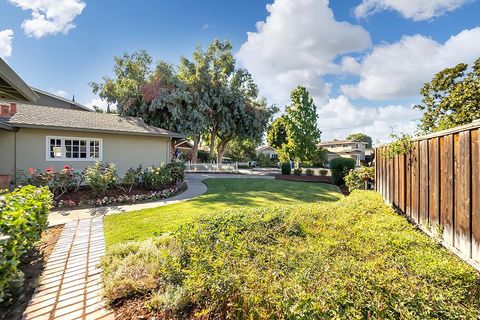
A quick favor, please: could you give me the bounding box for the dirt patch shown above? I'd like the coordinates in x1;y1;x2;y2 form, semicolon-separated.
0;225;63;320
275;174;333;184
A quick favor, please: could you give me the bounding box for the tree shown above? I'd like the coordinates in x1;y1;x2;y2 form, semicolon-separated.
415;58;480;133
225;138;257;162
283;86;321;162
267;115;287;149
346;133;372;148
89;50;153;114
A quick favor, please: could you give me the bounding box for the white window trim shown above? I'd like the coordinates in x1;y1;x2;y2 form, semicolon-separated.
45;136;103;162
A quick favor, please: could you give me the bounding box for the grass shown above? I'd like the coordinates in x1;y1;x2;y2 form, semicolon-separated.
104;178;342;246
102;191;480;319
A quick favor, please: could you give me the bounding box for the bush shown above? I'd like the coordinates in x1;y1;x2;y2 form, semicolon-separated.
84;162;118;195
256;154;277;167
319;169;328;176
345;166;375;192
16;166;82;198
305;168;314;176
330;157;356;186
119;166;142;193
142;162;185;191
0;186;53;302
197;150;212;163
281;162;291;175
102;191;480;318
293;168;302;176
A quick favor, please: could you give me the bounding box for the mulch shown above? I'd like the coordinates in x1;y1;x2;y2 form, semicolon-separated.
57;186;155;203
0;225;63;320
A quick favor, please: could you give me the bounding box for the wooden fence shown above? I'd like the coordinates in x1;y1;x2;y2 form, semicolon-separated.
375;120;480;269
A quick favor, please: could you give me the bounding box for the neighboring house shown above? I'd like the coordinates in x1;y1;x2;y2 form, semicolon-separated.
171;139;194;161
317;140;368;166
0;58;184;188
255;145;278;160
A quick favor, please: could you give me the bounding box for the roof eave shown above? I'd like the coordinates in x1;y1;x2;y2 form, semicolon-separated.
8;123;186;138
0;58;39;103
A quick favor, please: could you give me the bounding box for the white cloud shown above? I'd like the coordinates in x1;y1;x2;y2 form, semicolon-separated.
354;0;471;21
317;95;422;144
8;0;86;38
85;97;116;112
342;27;480;100
0;29;14;59
237;0;371;105
52;89;68;98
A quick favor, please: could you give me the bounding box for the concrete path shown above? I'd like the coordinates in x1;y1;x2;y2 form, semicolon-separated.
48;173;273;226
23;218;113;320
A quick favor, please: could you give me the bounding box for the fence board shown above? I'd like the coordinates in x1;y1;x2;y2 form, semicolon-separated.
419;140;429;225
406;149;412;218
411;141;420;223
428;138;440;228
454;131;471;254
472;129;480;262
442;134;455;246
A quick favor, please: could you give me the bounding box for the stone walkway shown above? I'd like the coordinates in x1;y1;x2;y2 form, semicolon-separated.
24;218;113;320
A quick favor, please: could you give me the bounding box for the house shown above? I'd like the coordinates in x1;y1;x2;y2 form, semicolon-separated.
0;58;184;188
317;140;368;166
255;145;278;160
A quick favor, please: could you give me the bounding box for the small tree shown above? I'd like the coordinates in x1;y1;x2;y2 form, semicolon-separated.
267;115;288;149
415;58;480;133
346;133;372;148
283;86;321;162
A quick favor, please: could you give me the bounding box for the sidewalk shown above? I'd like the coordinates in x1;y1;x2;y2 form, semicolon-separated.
23;218;113;320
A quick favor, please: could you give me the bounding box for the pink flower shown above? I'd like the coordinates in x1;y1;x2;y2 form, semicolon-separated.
45;167;54;173
28;168;35;174
64;165;72;171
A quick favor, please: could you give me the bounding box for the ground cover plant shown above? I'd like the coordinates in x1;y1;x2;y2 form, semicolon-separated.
104;178;342;245
102;191;480;319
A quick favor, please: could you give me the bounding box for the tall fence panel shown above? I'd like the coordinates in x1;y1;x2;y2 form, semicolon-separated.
375;120;480;270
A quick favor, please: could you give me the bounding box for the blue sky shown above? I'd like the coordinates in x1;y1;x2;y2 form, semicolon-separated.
1;0;480;142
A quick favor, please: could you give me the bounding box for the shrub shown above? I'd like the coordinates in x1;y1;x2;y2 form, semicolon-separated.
305;168;314;176
293;168;302;176
319;169;328;176
119;166;142;193
281;162;291;175
330;157;356;186
16;166;82;198
165;162;186;184
142;163;185;191
0;186;53;302
102;191;480;318
197;150;212;163
345;166;375;192
84;162;118;195
256;154;277;167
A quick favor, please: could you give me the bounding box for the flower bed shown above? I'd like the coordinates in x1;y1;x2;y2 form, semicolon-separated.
17;162;187;209
53;182;187;208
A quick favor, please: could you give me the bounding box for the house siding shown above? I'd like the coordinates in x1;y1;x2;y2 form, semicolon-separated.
0;130;15;177
14;128;170;177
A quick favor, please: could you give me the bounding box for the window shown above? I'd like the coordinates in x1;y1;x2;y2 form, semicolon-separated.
46;136;102;161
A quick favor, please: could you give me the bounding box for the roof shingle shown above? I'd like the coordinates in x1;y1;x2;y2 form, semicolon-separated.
4;100;185;138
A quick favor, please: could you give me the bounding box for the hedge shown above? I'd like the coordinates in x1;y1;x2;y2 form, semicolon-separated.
0;186;53;302
101;191;480;319
330;157;356;186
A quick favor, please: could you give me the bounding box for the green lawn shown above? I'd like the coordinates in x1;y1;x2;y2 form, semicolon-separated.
104;178;342;246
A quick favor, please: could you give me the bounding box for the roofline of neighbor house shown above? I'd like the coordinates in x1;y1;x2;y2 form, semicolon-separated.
0;120;17;131
6;123;186;138
0;58;39;103
31;87;91;111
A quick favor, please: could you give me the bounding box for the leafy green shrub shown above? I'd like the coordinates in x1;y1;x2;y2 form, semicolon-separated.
293;168;302;176
256;154;277;167
84;162;118;195
319;169;328;176
0;186;53;302
330;157;356;186
142;163;185;191
197;150;212;163
102;191;480;319
281;162;291;175
305;168;314;176
119;166;142;193
345;166;375;192
16;166;83;198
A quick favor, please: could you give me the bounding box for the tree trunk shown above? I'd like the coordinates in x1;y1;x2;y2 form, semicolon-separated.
216;139;230;165
191;134;200;164
209;126;218;160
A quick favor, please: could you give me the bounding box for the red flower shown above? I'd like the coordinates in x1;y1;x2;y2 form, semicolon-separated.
63;165;72;171
45;167;54;173
28;168;35;174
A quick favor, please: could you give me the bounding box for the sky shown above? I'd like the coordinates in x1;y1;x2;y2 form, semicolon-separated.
0;0;480;144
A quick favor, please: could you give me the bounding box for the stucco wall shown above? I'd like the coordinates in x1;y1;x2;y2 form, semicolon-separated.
15;128;171;176
0;130;15;177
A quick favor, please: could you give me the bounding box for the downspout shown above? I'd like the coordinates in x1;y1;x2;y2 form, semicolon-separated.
13;130;17;185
